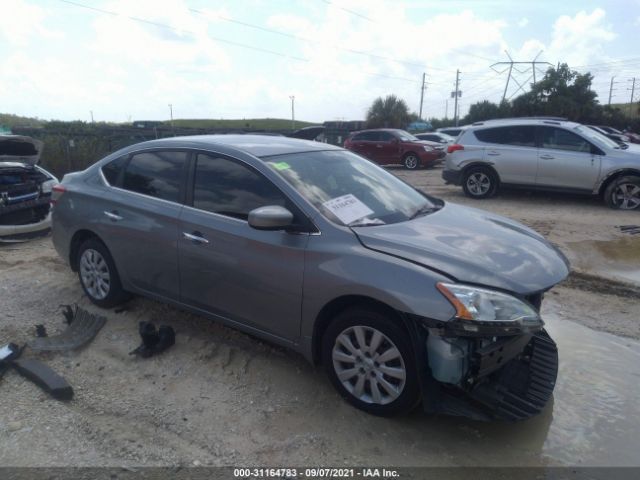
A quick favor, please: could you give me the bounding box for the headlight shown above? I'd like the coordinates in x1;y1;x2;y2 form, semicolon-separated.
436;282;540;324
423;145;434;152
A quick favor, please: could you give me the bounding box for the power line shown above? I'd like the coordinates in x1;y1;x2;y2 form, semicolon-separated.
320;0;375;22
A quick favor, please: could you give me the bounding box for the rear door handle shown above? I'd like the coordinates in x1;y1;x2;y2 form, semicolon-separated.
486;151;500;156
183;231;209;245
376;144;384;148
103;210;123;221
540;154;555;160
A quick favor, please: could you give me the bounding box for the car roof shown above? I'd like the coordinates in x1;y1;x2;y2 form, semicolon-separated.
466;118;582;129
122;134;342;158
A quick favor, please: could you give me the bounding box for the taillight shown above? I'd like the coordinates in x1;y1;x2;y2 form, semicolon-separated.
447;144;464;154
51;184;66;205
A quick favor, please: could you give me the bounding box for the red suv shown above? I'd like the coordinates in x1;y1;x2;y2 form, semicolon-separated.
343;129;445;169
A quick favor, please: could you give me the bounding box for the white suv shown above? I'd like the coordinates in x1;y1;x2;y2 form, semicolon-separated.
442;118;640;209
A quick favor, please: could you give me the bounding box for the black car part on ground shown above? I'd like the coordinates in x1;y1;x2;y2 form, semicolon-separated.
130;321;175;358
0;164;52;227
402;314;558;422
0;342;74;401
29;307;106;352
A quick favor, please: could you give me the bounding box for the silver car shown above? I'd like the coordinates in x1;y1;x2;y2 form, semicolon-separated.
52;135;568;420
442;118;640;209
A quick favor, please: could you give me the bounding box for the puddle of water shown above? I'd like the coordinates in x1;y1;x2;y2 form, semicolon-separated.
568;237;640;284
540;315;640;465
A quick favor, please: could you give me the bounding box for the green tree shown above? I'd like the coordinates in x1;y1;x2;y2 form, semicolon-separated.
463;99;512;124
366;95;411;128
510;64;599;122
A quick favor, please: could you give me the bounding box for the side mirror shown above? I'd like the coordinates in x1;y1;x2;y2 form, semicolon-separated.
248;205;294;231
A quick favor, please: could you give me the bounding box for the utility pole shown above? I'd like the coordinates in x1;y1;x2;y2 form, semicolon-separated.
445;100;448;119
168;103;174;136
90;110;94;123
418;72;427;120
608;77;617;105
629;78;636;115
452;69;461;127
289;96;295;131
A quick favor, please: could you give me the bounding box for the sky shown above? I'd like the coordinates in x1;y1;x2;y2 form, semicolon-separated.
1;0;639;123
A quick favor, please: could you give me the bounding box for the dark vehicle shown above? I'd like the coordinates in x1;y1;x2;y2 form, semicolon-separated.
52;135;567;420
0;135;58;242
343;129;444;169
587;125;630;145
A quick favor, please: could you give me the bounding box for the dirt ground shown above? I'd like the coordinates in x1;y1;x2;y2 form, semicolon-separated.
1;166;639;468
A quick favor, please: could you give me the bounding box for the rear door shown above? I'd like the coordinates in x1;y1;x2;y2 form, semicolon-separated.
99;150;187;300
177;153;308;341
374;131;399;164
536;127;602;190
473;125;538;185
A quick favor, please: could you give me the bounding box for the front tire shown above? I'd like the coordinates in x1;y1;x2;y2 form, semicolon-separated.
403;153;420;170
77;238;129;308
322;307;420;416
462;166;498;199
604;175;640;210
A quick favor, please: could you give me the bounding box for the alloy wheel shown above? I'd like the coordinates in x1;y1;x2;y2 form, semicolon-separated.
80;249;111;300
404;155;418;169
466;172;491;196
612;183;640;210
332;325;406;405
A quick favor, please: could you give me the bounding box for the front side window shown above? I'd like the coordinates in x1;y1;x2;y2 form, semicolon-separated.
378;132;396;142
264;150;435;226
541;127;591;153
121;151;186;202
193;154;287;220
395;130;419;141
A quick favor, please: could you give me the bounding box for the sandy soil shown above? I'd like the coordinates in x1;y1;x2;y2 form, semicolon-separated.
0;166;639;468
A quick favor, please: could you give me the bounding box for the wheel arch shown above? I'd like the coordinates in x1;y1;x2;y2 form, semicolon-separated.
311;295;405;365
597;168;640;196
461;162;501;183
69;229;106;271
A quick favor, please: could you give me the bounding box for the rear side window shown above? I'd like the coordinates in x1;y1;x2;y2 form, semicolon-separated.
121;151;187;202
352;132;379;141
193;154;287;220
474;126;536;147
541;127;591;153
378;132;395;141
101;156;127;186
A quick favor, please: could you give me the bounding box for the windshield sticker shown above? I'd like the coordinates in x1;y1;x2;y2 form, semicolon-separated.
322;194;374;225
271;161;291;171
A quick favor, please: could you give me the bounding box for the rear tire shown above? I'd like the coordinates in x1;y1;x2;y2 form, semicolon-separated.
604;175;640;210
403;153;420;170
462;166;498;199
77;238;129;308
322;307;420;416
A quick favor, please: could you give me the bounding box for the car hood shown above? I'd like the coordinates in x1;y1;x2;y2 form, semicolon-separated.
353;203;569;295
0;135;43;166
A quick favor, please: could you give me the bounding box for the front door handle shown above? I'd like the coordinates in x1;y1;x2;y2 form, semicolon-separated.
183;231;209;245
486;151;500;156
103;210;123;221
539;154;555;160
376;144;384;148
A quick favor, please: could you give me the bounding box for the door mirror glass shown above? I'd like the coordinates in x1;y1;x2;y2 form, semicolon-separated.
248;205;294;230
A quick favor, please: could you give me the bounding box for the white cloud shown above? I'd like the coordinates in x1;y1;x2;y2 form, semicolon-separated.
0;0;63;46
518;18;529;28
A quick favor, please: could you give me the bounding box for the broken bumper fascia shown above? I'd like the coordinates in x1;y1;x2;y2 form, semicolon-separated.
402;314;558;422
0;211;52;242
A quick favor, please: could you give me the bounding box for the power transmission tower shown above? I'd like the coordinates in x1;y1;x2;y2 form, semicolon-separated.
628;78;636;115
451;69;461;126
491;51;552;102
418;72;427;120
608;77;617;105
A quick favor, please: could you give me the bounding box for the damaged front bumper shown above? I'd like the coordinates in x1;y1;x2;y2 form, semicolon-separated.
403;314;558;422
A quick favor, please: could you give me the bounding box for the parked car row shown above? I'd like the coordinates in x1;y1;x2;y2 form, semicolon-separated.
441;118;640;209
0;135;58;242
343;129;445;169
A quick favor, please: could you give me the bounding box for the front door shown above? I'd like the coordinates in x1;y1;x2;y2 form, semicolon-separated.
178;153;308;341
536;127;602;190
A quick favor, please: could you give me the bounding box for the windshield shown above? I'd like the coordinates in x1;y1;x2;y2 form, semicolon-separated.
264;150;436;226
574;125;621;149
395;130;419;142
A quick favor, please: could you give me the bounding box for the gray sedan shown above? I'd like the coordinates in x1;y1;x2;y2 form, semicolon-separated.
52;135;568;420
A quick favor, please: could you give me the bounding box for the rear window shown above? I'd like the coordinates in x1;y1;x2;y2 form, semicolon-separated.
121;151;187;202
474;126;535;147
